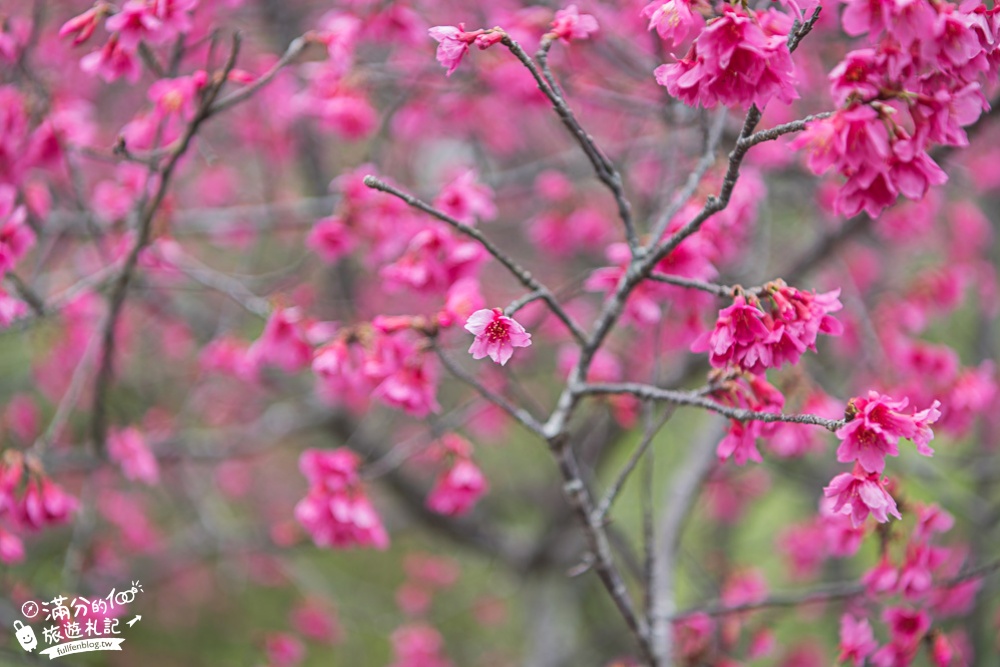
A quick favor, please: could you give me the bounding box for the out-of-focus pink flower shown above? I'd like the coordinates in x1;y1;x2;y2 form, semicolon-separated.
247;307;313;374
0;289;27;327
59;3;111;45
108;426;160;485
0;525;24;564
426;459;488;516
290;600;342;644
550;5;599;42
433;170;496;224
838;613;878;666
0;185;34;273
148;71;207;121
106;0;164;49
264;632;305;667
307;215;356;263
17;477;79;530
465;308;532;366
440;277;484;327
81;35;142;83
295;448;389;550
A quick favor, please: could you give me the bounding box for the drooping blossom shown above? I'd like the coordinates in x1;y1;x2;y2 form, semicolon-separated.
105;1;164;49
835;391;941;474
294;448;389;550
823;464;902;526
465;308;532;366
59;3;111;45
0;526;24;564
550;5;599;42
17;477;79;530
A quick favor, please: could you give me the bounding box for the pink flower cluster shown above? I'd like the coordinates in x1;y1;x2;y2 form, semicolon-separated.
824;391;940;528
428;24;502;77
692;283;843;375
313;327;441;418
0;451;79;564
835;390;941;474
424;434;488;516
712;375;784;466
654;6;798;110
792;0;1000;217
64;0;199;83
294;448;389;550
464;308;532;366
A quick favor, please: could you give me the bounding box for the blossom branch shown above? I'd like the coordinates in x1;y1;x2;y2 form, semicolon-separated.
578;382;845;431
363;175;587;345
502;33;639;254
90;34;243;453
670;556;1000;620
431;341;546;436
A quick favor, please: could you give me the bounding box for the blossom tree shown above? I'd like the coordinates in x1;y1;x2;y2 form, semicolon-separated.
1;0;999;665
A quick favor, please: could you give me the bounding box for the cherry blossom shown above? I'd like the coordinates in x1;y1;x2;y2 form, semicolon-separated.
465;308;532;366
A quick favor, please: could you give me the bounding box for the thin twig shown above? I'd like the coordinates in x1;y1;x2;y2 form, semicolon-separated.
503;33;639;253
579;382;845;431
363;176;587;345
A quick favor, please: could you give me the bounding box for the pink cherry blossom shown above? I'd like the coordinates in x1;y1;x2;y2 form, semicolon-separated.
835;391;941;473
433;170;496;224
108;426;160;486
247;307;313;374
550;5;599;43
295;448;389;550
0;288;27;327
0;526;24;565
655;6;798;110
426;459;488;516
465;308;532;366
823;465;902;526
264;632;305;667
838;613;878;667
106;1;164;50
0;185;34;273
81;35;141;83
642;0;705;48
307;216;356;263
59;4;110;45
17;477;79;530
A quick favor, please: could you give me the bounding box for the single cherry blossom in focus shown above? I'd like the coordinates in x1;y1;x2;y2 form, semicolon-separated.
465;308;532;366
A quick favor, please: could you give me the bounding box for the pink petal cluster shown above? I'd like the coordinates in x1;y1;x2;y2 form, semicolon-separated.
264;632;305;667
0;288;27;327
823;463;901;526
550;5;599;43
294;448;389;550
465;307;532;366
306;215;356;263
654;7;798;110
692;284;842;375
835;390;941;473
108;426;160;486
